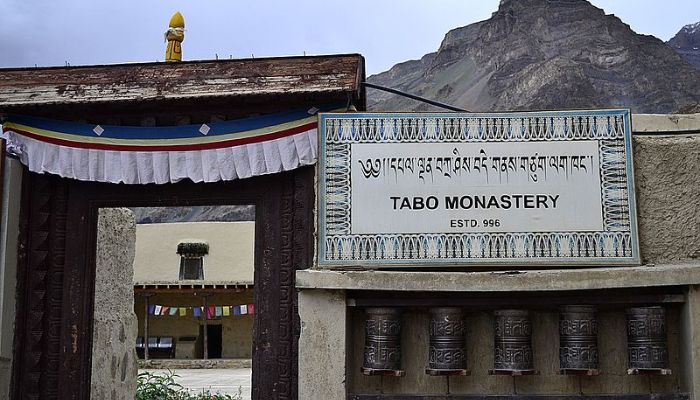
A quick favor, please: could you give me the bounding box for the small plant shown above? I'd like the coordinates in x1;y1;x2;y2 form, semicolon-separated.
136;370;186;400
136;370;242;400
188;388;242;400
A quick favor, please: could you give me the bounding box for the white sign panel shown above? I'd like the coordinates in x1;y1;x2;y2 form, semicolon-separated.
351;141;603;234
318;111;640;267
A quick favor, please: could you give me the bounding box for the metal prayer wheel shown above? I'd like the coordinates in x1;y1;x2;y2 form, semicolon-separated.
559;305;599;371
493;309;534;372
362;308;404;375
626;306;669;370
426;307;468;374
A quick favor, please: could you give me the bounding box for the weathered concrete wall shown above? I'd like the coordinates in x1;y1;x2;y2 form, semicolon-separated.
348;307;682;395
632;113;700;133
681;285;700;400
297;262;700;292
0;360;11;400
134;291;254;359
90;209;138;400
298;290;347;400
0;158;22;400
633;134;700;264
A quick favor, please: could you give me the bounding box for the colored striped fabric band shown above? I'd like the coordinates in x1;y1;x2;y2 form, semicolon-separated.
2;105;344;184
3;105;339;152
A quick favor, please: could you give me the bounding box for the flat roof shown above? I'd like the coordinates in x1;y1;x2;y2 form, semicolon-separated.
0;54;364;109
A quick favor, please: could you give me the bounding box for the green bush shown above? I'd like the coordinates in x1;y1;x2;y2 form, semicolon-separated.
136;370;242;400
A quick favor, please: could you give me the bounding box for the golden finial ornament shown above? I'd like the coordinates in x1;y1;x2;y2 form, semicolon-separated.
165;12;185;62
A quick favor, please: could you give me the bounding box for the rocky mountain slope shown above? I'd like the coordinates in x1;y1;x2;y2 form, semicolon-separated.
368;0;700;113
130;205;255;224
668;21;700;70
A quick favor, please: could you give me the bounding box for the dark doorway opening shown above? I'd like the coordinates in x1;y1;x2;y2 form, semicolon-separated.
206;325;223;359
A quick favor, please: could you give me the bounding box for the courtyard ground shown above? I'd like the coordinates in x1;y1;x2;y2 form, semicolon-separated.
140;368;252;399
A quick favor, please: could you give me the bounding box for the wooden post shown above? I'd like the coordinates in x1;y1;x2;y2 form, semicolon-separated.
143;293;152;360
202;293;209;360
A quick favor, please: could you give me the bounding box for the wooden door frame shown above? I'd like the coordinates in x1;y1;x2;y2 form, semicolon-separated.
12;166;315;400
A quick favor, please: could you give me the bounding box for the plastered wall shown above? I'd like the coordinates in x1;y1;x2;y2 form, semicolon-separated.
133;222;255;284
134;291;254;359
633;134;700;264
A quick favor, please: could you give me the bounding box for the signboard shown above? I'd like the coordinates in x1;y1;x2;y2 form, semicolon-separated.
317;110;640;267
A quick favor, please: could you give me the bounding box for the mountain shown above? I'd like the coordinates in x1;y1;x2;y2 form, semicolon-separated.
368;0;700;113
130;205;255;224
668;21;700;70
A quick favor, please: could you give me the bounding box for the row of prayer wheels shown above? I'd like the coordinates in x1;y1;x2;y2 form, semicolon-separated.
361;306;670;376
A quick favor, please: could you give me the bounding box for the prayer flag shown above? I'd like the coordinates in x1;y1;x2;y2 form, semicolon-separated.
223;306;230;317
233;306;241;316
215;306;222;317
248;304;255;315
161;306;170;316
148;305;156;315
179;308;187;316
207;306;215;319
240;304;248;315
193;307;201;317
154;305;162;315
170;307;178;316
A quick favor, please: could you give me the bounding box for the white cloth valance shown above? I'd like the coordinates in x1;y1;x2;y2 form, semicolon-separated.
1;107;332;184
3;129;317;184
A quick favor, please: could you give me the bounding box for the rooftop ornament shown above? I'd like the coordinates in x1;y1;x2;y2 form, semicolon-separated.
176;242;209;257
165;11;185;62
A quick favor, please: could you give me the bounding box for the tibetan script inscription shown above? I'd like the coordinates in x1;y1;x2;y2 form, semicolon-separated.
559;305;599;370
626;307;670;370
427;308;468;372
493;310;534;371
362;308;403;373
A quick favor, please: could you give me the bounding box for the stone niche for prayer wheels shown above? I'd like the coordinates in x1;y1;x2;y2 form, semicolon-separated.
559;305;599;374
362;308;404;376
626;306;670;373
491;309;536;374
426;307;469;375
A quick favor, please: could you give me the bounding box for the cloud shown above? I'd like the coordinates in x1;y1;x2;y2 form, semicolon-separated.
0;0;696;73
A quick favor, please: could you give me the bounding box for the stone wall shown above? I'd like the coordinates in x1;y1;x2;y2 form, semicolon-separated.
90;209;138;400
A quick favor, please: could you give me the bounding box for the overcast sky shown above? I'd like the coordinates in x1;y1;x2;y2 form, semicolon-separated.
0;0;698;75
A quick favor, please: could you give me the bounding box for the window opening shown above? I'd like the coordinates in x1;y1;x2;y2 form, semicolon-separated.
177;242;208;280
